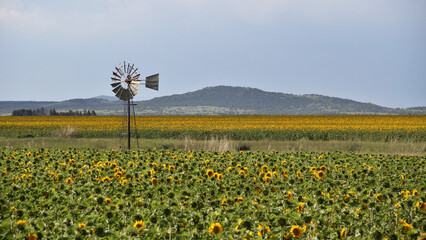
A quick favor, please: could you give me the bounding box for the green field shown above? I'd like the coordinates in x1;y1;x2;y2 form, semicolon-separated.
1;148;425;239
1;137;425;156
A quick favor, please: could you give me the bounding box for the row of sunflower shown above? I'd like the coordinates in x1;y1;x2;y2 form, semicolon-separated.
0;115;425;141
1;148;425;239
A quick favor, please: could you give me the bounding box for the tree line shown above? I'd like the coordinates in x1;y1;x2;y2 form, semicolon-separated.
12;108;97;116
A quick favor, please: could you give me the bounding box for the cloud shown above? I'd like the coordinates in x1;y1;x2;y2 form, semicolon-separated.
1;0;423;39
0;7;52;33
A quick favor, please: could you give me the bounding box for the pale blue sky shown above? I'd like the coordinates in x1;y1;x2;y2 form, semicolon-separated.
1;0;425;108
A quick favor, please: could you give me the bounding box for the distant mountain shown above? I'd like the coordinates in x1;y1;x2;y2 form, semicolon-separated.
92;95;119;101
1;86;425;115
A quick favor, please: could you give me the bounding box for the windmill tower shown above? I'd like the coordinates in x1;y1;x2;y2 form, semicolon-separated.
111;61;159;150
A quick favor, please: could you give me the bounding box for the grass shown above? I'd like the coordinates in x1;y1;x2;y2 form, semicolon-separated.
1;136;424;156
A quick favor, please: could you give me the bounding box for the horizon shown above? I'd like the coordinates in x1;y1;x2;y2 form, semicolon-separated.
1;1;425;108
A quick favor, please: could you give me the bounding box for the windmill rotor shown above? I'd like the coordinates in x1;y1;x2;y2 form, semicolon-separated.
111;61;159;101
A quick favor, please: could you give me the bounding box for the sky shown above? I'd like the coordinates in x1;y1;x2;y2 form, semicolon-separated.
0;0;425;108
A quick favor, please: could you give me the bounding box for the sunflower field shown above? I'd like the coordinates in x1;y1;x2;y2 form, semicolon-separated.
0;115;425;141
1;148;425;239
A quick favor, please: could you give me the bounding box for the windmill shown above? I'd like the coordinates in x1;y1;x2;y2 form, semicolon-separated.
111;61;159;150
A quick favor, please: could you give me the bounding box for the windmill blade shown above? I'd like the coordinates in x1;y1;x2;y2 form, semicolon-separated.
113;71;121;78
119;89;127;101
130;84;140;91
132;73;141;80
128;64;134;75
115;67;123;76
131;79;142;85
127;63;131;74
130;84;139;92
111;82;121;88
111;77;121;82
112;85;122;94
126;89;133;100
120;88;132;101
119;63;124;76
130;67;138;76
124;61;127;74
115;87;124;99
145;73;159;91
129;85;138;96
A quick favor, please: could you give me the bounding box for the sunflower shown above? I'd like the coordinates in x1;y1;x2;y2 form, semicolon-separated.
343;195;350;203
340;227;347;239
221;198;227;204
290;225;304;238
398;220;414;234
284;233;291;239
206;169;214;178
283;170;289;176
287;191;293;200
405;190;410;199
105;198;112;204
319;165;326;171
419;201;426;211
66;177;72;185
310;167;316;172
28;233;38;240
413;189;419;196
375;194;383;202
151;177;159;185
16;220;27;226
208;222;223;235
297;171;302;179
114;171;123;179
297;202;304;213
134;220;145;229
265;171;272;178
79;223;86;229
317;170;325;179
102;176;112;182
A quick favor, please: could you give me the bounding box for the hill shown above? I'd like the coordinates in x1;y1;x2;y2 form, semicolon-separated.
1;86;424;115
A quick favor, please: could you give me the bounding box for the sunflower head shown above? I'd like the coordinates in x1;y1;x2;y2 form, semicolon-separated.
208;222;223;235
287;191;293;200
28;233;38;240
317;170;325;179
420;202;426;211
206;169;214;178
343;195;350;203
16;220;27;226
340;227;347;239
151;177;159;185
134;220;145;229
290;225;304;238
376;194;383;202
66;178;72;185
